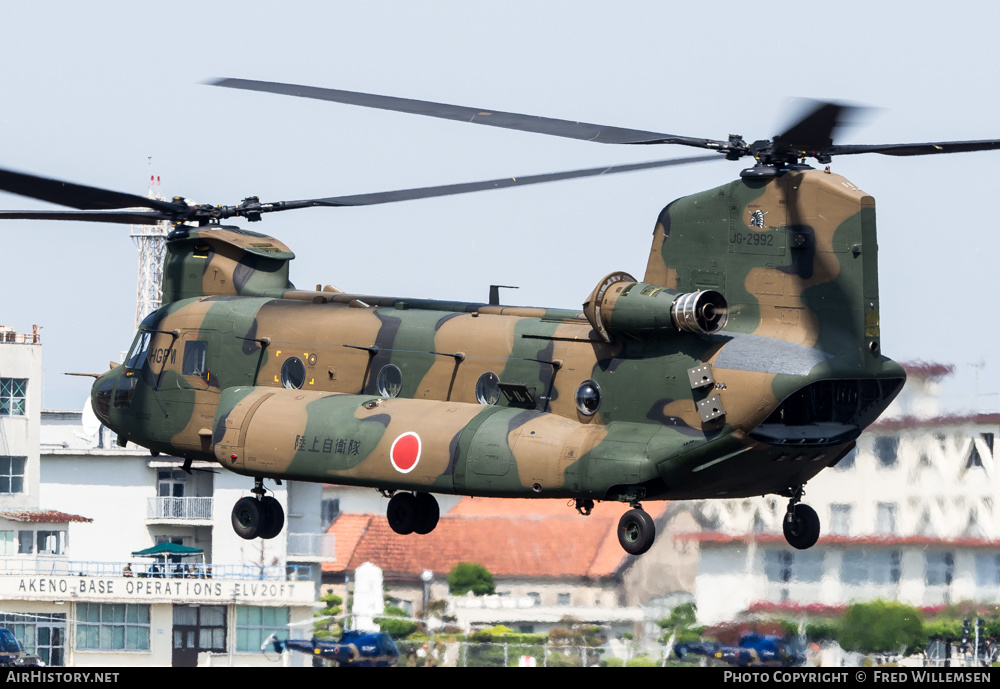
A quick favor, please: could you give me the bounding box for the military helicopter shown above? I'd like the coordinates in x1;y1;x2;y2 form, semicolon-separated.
3;79;999;556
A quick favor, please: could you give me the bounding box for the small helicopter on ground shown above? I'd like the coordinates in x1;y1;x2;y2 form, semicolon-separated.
262;629;399;667
675;633;804;668
2;79;999;555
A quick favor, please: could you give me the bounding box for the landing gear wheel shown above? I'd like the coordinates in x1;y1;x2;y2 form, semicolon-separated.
232;496;264;540
386;492;418;535
413;492;440;535
618;509;655;555
783;503;820;550
258;496;285;540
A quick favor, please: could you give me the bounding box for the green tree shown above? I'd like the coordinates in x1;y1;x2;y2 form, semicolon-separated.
657;602;703;645
313;592;343;641
447;562;495;596
376;604;419;639
839;600;924;655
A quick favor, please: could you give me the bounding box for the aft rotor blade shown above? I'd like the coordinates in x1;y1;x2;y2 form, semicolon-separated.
0;209;172;225
264;155;720;211
0;167;178;212
773;101;853;152
210;78;730;151
829;139;1000;157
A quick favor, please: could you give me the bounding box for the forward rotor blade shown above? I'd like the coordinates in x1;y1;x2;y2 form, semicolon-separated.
0;167;179;213
0;209;172;225
829;140;1000;157
264;155;720;211
210;78;730;151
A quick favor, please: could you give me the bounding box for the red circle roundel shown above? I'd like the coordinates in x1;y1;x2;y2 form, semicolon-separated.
390;432;421;474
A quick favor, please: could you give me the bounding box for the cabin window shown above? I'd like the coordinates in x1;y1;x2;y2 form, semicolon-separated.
475;372;501;405
182;341;208;376
575;380;601;416
377;364;402;398
280;357;306;390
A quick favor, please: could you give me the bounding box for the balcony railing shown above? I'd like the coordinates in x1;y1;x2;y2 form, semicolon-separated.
147;496;213;520
286;533;336;560
0;557;312;581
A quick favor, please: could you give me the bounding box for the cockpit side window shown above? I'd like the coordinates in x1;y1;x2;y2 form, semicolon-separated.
182;341;208;377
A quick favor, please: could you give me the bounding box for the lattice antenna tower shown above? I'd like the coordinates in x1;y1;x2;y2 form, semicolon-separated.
129;175;170;330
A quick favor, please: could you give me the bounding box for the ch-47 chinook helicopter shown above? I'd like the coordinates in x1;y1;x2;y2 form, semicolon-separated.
3;79;1000;556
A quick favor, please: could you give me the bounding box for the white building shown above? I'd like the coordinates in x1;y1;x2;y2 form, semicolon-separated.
0;327;331;667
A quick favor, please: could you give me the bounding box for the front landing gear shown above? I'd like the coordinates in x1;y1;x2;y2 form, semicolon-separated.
232;479;285;540
782;486;820;550
386;491;440;535
617;508;655;556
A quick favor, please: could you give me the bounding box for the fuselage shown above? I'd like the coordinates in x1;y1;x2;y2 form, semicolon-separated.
91;168;906;505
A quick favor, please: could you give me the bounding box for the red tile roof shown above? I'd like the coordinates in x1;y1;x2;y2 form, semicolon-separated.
0;508;92;523
324;497;669;580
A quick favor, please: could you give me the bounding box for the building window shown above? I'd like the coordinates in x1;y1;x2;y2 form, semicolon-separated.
235;607;288;652
833;447;856;471
874;436;899;467
0;531;12;555
0;456;25;494
0;378;27;416
35;530;65;556
925;552;954;587
557;593;570;606
829;504;852;536
527;592;540;607
975;553;1000;591
764;550;792;584
876;503;897;535
75;604;150;651
17;531;33;554
842;550;901;587
0;613;66;667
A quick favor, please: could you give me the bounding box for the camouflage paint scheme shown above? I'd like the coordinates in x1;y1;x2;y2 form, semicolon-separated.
92;168;904;506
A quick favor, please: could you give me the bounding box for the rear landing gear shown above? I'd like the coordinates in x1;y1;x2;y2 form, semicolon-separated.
386;491;440;535
617;507;655;556
231;479;285;540
782;486;820;550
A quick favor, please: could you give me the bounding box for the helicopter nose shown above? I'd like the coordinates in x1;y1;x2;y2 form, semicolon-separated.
91;368;117;424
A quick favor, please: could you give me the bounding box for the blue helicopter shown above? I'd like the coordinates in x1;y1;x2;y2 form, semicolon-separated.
675;633;804;667
263;629;400;667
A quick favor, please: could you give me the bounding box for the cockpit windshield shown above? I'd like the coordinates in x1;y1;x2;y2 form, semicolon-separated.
125;331;152;370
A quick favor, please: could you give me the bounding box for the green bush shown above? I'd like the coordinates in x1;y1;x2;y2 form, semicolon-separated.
626;656;658;667
839;600;924;655
448;562;496;596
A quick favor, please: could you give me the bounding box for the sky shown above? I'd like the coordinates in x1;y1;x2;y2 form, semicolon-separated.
0;1;997;414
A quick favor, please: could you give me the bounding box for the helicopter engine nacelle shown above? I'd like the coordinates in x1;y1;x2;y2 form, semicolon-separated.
583;272;728;343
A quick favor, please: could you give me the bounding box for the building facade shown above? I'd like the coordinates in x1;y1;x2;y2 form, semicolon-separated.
0;328;330;666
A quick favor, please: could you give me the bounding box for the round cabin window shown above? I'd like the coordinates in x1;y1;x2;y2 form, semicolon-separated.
475;372;501;405
377;364;403;398
281;357;307;389
575;380;601;416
